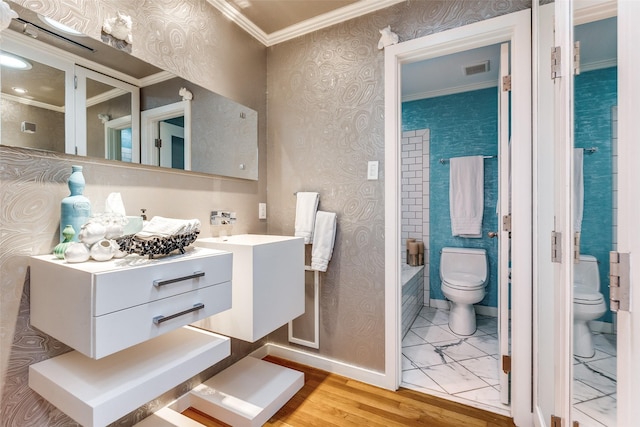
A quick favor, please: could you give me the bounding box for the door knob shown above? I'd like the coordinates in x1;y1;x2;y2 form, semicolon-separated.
488;231;498;238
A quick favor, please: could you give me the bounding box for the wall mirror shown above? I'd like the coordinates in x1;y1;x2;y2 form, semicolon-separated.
0;1;258;180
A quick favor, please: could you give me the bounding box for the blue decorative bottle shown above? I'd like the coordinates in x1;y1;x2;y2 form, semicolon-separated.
60;165;92;242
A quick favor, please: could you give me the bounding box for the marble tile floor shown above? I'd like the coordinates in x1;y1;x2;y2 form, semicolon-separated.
401;307;618;425
401;306;509;415
572;331;617;427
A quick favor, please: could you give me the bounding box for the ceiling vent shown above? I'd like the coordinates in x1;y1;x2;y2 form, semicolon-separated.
464;61;490;76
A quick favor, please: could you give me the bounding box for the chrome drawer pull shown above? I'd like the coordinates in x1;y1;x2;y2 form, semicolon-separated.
153;303;205;325
153;271;205;287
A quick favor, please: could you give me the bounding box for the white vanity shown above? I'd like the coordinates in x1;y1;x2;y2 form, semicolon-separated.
193;234;305;342
28;247;233;427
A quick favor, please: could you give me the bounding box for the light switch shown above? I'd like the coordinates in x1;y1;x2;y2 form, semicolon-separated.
367;161;379;180
258;203;267;219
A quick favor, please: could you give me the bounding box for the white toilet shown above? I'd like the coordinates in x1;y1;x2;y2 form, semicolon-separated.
573;254;607;358
439;247;489;336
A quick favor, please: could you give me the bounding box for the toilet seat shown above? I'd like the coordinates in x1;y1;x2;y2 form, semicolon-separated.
443;272;485;291
574;284;605;305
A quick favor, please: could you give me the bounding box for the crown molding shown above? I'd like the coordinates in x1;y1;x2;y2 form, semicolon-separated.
207;0;405;47
402;80;498;103
2;92;65;113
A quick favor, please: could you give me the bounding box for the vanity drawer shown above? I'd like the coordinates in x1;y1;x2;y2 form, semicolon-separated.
30;248;232;359
93;281;231;359
94;252;231;315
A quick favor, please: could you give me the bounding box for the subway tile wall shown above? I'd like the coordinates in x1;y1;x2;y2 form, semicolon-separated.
402;129;430;303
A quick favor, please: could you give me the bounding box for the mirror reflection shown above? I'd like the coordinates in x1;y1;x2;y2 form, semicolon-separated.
572;14;617;427
0;1;258;180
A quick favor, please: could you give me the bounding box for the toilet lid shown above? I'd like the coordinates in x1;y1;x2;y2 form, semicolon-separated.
443;272;485;290
574;285;605;305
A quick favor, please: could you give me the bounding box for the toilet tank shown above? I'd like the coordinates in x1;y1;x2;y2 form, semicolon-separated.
440;247;488;281
574;254;600;291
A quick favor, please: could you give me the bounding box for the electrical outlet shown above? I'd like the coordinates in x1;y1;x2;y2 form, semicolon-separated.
258;203;267;219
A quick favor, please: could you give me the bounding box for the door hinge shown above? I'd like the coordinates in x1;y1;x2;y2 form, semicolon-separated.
502;214;512;233
74;75;78;89
501;355;511;374
502;75;512;91
155;138;162;148
573;41;581;76
551;231;562;263
551;415;562;427
609;251;630;312
574;231;581;263
551;46;561;80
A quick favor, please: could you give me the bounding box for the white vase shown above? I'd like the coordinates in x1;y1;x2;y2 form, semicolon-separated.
64;242;90;263
112;240;127;258
90;239;116;261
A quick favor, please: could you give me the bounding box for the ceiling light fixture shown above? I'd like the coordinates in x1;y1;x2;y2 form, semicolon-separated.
0;52;32;70
39;15;84;36
12;87;28;94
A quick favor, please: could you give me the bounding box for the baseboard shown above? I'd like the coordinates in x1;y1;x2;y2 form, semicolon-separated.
428;299;500;318
589;320;615;334
475;305;499;318
429;299;450;310
255;343;389;389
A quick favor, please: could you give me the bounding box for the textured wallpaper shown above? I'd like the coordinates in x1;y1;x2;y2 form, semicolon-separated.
1;0;531;425
1;0;267;425
266;0;530;371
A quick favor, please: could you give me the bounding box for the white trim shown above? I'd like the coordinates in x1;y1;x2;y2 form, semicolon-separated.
402;79;498;102
580;59;617;73
206;0;405;47
76;66;140;163
1;92;65;113
617;0;640;425
140;100;191;170
588;321;615;334
104;115;132;161
139;71;175;88
429;299;450;310
385;9;532;425
429;299;502;318
573;0;616;25
86;87;128;108
255;343;388;388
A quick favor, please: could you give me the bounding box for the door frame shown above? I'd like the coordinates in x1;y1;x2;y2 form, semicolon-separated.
141;100;191;170
383;9;532;425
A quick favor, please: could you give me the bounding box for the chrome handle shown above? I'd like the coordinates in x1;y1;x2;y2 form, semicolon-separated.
153;271;204;287
488;231;498;238
153;303;205;324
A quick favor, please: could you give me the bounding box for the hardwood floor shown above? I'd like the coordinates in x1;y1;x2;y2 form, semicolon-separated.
182;356;516;427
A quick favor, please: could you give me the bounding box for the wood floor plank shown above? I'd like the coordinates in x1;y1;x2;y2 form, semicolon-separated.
182;356;516;427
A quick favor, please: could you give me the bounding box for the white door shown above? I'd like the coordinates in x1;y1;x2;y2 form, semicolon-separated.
497;41;511;405
536;1;635;426
616;1;640;424
533;3;562;424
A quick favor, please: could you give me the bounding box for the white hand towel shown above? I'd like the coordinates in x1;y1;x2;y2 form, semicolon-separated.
136;216;200;240
449;156;484;238
294;192;320;244
573;148;584;232
311;211;337;272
